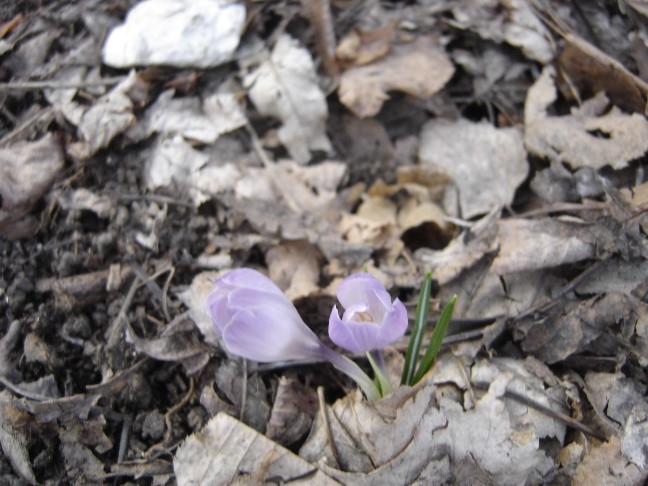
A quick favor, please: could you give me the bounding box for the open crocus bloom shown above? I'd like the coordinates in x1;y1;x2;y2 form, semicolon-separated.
329;273;408;353
207;268;324;362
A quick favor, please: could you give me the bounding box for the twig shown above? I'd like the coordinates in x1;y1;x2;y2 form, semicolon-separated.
161;267;175;323
162;378;195;446
106;277;141;348
0;77;125;92
515;259;606;319
0;107;53;147
473;382;606;441
245;123;302;213
116;193;193;208
317;386;341;468
117;414;133;464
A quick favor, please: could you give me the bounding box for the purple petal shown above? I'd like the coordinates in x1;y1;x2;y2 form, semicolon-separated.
336;273;388;311
216;268;285;297
375;298;408;347
223;306;322;362
329;306;365;353
364;289;391;323
206;287;232;335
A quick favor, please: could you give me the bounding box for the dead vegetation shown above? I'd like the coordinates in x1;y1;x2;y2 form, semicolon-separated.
0;0;647;484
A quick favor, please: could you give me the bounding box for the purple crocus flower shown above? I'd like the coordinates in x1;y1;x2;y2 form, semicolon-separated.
329;273;408;353
207;268;324;362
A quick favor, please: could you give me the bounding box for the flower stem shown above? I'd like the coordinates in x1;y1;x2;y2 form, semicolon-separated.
318;345;381;401
367;349;392;397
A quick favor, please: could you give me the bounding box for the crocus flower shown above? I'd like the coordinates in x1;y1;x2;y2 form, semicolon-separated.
207;268;324;362
206;268;381;399
329;273;408;353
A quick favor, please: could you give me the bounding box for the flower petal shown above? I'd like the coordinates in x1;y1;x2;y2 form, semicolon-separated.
206;287;233;334
336;273;388;311
223;307;321;362
375;298;408;347
217;287;322;362
329;305;364;353
217;268;284;297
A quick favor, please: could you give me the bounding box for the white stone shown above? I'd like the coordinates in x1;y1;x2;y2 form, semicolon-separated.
102;0;245;68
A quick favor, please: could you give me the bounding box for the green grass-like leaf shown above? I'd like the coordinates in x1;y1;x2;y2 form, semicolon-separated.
411;295;457;385
401;272;433;386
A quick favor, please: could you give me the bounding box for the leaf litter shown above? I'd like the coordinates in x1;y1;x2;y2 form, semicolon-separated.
0;0;647;484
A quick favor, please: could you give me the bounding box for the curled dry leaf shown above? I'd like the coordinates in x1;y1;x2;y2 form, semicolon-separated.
266;375;318;446
419;118;528;219
54;188;115;219
559;33;648;115
127;88;247;144
300;361;560;485
450;0;552;63
0;391;37;484
245;34;332;164
174;413;336;486
572;436;647;486
179;271;221;347
525;66;648;170
583;371;648;437
145;135;242;207
339;36;454;118
300;384;450;481
335;21;396;67
0;133;64;239
68;71;145;159
266;240;322;300
492;218;598;275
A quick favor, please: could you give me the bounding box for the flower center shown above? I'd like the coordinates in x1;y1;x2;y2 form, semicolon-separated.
354;310;375;324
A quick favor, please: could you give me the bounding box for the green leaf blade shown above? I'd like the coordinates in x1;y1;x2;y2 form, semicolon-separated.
411;294;457;385
401;272;433;386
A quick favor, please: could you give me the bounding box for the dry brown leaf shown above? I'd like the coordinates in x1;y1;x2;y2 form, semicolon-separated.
339;36;454;118
301;366;559;485
61;441;107;482
54;188;115;219
415;208;500;286
525;67;648;170
450;0;552;63
559;33;648;114
338;196;399;251
573;436;646;486
492;218;597;275
127;88;247;144
583;371;647;436
335;22;397;67
214;360;271;433
174;413;337;485
300;384;451;481
0;391;37;484
179;271;221;347
145;135;242;207
125;317;209;374
68;70;145;158
266;375;318;446
266;240;322;300
0;133;64;239
245;34;332;164
0;321;21;382
419;118;528;219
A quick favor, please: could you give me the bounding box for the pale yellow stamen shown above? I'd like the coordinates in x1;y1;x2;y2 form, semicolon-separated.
354;311;375;323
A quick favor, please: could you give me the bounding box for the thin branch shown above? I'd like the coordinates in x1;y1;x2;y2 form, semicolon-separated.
0;77;125;92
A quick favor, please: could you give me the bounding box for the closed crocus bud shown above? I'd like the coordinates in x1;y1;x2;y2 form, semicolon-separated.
207;268;324;362
329;273;408;353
